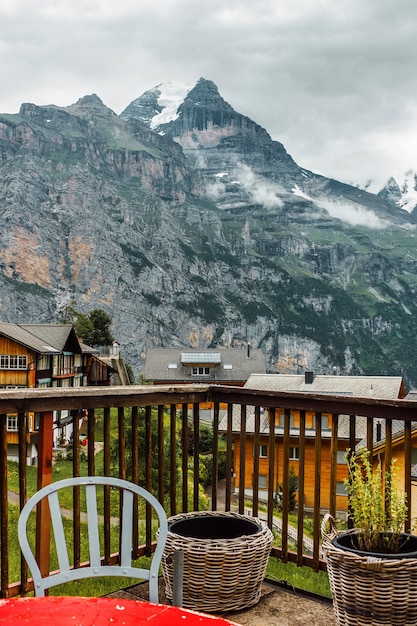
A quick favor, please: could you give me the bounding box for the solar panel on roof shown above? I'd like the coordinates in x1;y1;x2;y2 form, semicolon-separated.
181;352;221;364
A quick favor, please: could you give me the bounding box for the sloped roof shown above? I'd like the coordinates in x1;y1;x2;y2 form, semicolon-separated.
244;373;406;400
78;341;99;355
0;322;80;354
144;347;266;383
219;373;405;441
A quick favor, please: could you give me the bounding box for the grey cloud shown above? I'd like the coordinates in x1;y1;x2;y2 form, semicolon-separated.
1;0;417;189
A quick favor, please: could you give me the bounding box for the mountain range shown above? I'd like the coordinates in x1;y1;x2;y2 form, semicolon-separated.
1;77;417;387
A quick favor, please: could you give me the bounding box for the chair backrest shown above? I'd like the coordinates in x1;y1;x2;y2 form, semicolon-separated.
18;476;168;602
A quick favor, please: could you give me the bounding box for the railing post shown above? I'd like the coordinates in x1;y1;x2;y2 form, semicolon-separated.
35;410;54;579
169;404;177;517
72;409;81;569
211;402;219;511
193;403;200;512
225;404;233;511
238;405;247;514
329;413;339;519
252;406;261;517
268;407;277;531
312;412;322;570
181;403;188;512
0;413;8;598
18;411;28;594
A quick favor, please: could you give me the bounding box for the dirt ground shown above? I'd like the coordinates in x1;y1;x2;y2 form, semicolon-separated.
216;581;337;626
107;578;337;626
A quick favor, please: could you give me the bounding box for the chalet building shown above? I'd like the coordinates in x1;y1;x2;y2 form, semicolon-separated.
144;346;266;422
365;388;417;524
144;346;266;385
0;322;113;463
220;371;406;517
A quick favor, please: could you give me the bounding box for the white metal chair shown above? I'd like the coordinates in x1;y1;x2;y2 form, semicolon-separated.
18;476;171;603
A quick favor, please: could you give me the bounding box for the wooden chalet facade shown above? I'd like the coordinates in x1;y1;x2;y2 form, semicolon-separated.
368;390;417;524
220;372;407;517
0;322;113;463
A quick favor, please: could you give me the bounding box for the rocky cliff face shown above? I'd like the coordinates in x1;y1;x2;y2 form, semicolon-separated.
1;81;417;387
378;171;417;215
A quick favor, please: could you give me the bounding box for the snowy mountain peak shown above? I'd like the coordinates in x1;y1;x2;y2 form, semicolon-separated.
148;81;194;129
120;79;201;128
120;78;232;132
378;171;417;214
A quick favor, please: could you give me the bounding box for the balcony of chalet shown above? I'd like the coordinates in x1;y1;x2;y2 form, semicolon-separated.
1;384;417;625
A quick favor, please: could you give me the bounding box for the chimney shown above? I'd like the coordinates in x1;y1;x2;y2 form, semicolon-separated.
304;371;315;384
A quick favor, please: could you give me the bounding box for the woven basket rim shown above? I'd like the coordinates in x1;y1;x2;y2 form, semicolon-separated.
166;510;271;544
322;514;417;564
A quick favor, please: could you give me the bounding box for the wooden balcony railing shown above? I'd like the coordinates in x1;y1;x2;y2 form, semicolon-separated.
1;384;417;598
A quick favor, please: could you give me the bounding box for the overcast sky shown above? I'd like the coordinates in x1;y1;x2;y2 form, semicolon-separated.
1;0;417;191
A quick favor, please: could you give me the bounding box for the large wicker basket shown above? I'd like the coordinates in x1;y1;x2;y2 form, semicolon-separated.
322;514;417;626
161;510;273;613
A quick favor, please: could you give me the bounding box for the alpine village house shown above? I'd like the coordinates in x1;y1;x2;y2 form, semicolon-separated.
220;372;408;518
0;322;113;464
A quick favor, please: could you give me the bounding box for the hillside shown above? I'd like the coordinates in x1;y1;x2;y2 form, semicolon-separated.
1;80;417;386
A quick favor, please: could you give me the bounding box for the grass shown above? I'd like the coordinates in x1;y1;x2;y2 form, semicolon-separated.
266;557;332;598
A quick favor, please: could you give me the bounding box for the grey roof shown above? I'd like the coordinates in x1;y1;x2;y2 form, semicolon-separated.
0;322;79;354
244;373;405;400
219;373;405;441
144;347;266;383
79;341;99;355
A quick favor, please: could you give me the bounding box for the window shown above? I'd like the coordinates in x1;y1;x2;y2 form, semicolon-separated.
278;413;295;428
259;445;268;458
337;450;347;464
258;475;267;488
191;367;210;376
0;354;28;370
37;354;51;370
311;414;329;430
3;385;25;389
52;354;74;376
336;482;348;496
7;415;18;431
289;447;300;460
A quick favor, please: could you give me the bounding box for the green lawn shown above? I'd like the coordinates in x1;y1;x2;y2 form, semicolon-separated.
266;558;331;598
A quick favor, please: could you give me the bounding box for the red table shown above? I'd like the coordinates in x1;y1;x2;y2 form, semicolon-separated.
0;596;240;625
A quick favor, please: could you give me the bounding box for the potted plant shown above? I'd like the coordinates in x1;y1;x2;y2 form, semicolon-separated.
322;448;417;626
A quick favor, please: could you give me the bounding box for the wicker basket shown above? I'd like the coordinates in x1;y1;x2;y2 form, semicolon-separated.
161;510;273;613
322;514;417;626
